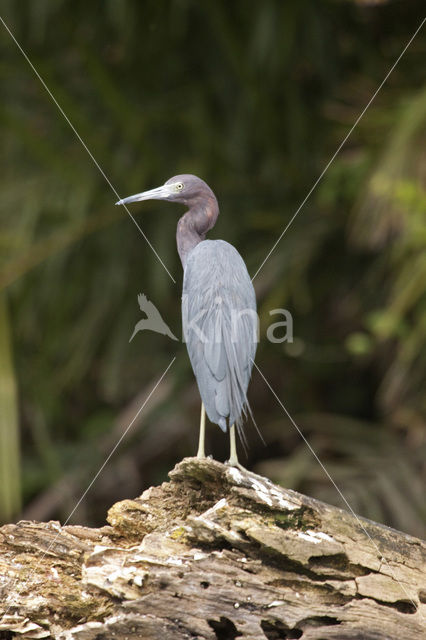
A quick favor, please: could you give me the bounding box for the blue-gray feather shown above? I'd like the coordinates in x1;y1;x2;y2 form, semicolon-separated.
182;240;257;435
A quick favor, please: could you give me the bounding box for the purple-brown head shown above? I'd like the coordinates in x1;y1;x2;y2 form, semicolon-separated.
116;174;216;209
116;174;219;266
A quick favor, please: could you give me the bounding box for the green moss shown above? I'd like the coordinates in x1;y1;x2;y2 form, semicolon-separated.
170;526;187;541
273;510;311;532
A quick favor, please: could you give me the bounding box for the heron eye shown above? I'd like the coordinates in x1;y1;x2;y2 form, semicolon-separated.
176;182;184;191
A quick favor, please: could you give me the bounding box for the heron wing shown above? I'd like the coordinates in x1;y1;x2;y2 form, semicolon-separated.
203;310;227;381
183;240;257;432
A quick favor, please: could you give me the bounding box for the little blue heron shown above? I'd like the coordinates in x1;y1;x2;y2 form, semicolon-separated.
117;174;257;467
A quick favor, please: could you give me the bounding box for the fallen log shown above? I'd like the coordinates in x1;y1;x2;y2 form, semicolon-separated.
0;457;424;639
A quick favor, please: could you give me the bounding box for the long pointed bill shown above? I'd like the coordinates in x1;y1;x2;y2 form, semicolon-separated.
115;184;174;206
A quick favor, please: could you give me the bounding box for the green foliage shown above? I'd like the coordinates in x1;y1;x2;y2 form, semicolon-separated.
0;0;424;534
0;295;20;520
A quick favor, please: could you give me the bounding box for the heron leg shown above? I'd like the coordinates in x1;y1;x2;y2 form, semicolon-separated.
196;403;206;459
227;424;246;469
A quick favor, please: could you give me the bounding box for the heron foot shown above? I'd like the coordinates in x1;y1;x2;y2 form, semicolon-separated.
226;424;247;470
225;457;247;471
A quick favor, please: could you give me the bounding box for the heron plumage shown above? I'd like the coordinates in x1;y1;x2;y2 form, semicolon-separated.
183;239;257;436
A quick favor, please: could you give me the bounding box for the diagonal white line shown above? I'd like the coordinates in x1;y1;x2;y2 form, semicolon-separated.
251;16;426;282
0;15;176;284
59;356;176;528
251;358;420;614
4;356;176;609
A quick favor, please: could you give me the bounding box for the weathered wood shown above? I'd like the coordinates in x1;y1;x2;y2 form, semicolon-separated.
0;457;424;639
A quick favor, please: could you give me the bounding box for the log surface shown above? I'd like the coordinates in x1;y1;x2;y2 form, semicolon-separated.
0;457;424;639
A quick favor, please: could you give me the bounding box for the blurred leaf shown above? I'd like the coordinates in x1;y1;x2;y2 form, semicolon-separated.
0;294;21;522
345;331;373;355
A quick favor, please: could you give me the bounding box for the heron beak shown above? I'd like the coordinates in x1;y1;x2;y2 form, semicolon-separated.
115;184;173;206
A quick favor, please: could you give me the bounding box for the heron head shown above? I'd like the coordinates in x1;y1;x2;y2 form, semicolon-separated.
116;174;214;208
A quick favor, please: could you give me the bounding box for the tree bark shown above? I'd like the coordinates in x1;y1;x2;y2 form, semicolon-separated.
0;457;424;639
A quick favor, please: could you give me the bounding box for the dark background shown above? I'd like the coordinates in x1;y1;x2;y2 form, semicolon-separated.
0;0;425;537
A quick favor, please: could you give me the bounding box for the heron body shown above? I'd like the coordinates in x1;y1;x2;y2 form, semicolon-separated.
117;174;257;465
183;239;257;433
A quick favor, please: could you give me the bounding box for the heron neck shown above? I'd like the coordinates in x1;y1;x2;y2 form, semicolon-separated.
177;197;219;268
